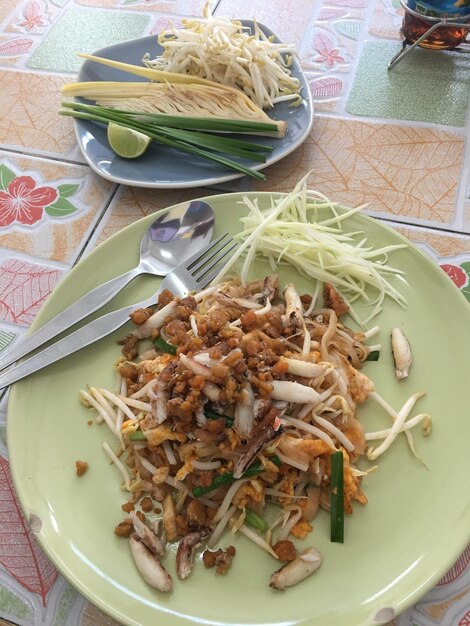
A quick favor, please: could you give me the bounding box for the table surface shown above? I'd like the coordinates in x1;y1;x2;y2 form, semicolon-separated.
0;0;469;625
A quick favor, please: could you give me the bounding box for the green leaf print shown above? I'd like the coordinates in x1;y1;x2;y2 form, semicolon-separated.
461;262;470;301
0;584;33;620
52;580;78;626
460;261;470;276
0;165;16;191
57;183;80;198
45;197;79;217
0;330;15;353
333;20;362;41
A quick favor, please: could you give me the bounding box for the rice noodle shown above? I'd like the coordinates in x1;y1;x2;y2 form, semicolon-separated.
275;451;309;472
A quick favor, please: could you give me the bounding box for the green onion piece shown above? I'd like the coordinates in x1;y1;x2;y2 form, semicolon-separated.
129;431;146;441
153;125;267;162
204;407;234;427
245;507;268;533
330;451;344;543
192;455;280;498
154;335;177;355
144;122;273;152
97;108;279;136
192;463;261;498
270;455;281;467
365;350;380;362
150;126;267;162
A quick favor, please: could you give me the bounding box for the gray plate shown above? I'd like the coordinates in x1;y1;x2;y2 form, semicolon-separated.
74;23;314;189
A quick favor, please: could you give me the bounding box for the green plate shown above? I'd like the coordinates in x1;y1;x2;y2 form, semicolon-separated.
7;193;470;626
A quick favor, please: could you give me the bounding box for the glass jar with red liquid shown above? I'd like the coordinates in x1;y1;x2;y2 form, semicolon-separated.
402;0;470;49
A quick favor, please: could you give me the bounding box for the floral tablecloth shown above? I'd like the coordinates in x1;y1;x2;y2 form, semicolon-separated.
0;0;469;624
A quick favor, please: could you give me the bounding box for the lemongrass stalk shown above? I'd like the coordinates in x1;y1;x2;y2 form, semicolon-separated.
76;53;246;92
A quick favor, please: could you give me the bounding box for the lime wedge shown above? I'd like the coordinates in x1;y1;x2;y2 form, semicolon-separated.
107;123;151;159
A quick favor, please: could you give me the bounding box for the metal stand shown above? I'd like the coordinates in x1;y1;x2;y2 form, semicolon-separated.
388;0;470;70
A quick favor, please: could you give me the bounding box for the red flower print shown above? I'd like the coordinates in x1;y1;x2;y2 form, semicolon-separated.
18;1;46;31
440;264;468;289
0;176;58;228
313;32;345;69
315;48;344;68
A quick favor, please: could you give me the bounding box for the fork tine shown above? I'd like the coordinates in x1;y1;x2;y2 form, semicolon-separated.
191;237;233;278
186;233;230;272
195;242;238;286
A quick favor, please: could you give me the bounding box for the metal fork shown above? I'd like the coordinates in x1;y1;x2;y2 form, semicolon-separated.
0;234;236;390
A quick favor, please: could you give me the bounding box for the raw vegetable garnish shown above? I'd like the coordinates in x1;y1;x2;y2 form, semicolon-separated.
142;1;301;110
61;44;293;178
59;100;272;180
330;451;344;543
213;174;408;325
62;71;286;137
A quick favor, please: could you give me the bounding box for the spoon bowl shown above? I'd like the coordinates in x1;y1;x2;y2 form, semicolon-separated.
138;200;215;276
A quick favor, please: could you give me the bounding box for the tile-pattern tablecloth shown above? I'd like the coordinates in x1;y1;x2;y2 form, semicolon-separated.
0;0;469;624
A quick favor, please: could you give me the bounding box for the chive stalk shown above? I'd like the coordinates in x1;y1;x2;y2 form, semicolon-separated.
64;101;272;157
153;336;177;355
330;451;345;543
365;350;380;362
99;108;279;137
59;101;270;180
204;407;234;427
129;431;146;441
192;455;281;498
245;507;268;533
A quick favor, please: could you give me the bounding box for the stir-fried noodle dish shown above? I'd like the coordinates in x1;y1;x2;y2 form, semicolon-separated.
80;273;431;592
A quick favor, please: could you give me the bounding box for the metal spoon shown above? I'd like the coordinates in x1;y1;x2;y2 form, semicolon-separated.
0;200;214;371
